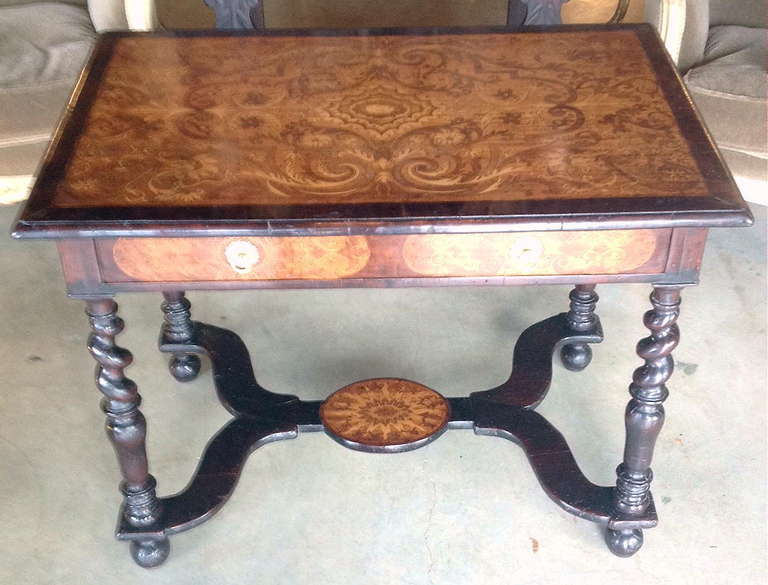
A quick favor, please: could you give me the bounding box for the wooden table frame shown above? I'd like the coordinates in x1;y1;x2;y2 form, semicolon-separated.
13;24;752;567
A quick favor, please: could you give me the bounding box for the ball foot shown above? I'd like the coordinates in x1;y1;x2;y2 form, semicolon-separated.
605;528;644;557
130;537;170;568
169;354;201;382
560;343;592;371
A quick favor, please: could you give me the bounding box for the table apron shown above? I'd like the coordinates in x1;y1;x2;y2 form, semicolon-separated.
57;228;707;297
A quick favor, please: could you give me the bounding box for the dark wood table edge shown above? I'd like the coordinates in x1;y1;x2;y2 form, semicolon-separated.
10;208;752;240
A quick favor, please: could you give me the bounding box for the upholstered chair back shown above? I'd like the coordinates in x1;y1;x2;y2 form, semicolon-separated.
709;0;765;28
0;0;85;5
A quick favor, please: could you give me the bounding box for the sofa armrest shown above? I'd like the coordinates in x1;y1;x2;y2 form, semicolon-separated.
644;0;708;72
87;0;160;32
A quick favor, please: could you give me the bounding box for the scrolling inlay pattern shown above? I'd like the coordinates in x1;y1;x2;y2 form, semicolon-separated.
54;31;707;208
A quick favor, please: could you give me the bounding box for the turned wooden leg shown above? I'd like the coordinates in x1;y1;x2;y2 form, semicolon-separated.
86;299;169;568
606;286;681;557
161;291;201;382
561;284;599;371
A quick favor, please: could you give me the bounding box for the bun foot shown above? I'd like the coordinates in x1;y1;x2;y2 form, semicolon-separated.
169;354;201;382
130;537;170;568
560;343;592;371
605;528;643;557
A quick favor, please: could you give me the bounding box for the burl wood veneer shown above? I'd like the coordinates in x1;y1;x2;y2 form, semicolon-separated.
100;229;667;282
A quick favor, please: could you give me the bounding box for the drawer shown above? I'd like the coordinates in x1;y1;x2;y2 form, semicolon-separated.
401;230;665;277
96;229;671;284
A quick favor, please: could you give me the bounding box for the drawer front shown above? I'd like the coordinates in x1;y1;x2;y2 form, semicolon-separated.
109;236;372;281
98;229;670;283
401;231;662;276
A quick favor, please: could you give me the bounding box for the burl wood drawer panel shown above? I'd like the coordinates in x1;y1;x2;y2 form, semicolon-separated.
96;229;671;283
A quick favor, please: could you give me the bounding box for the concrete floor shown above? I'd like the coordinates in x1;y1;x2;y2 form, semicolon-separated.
0;203;765;585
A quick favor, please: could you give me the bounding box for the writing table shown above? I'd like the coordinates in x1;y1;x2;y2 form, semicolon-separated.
13;24;752;567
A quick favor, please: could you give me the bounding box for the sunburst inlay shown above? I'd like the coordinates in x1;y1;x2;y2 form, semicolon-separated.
320;378;450;451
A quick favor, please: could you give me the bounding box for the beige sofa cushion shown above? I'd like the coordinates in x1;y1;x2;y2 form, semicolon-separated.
0;2;96;175
0;0;84;5
721;149;768;185
684;26;767;157
709;0;766;29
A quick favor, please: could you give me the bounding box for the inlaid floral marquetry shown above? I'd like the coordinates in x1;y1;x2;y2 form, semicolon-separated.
320;378;451;452
16;26;751;240
53;29;710;209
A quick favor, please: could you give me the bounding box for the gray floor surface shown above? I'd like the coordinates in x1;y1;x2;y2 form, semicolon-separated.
0;202;765;585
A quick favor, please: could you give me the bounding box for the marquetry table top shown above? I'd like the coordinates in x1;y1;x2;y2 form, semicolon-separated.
14;25;750;239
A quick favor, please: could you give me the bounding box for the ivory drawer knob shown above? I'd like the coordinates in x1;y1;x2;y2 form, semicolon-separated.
225;240;260;274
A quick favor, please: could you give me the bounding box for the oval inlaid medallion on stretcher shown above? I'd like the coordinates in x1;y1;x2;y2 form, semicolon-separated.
320;378;450;452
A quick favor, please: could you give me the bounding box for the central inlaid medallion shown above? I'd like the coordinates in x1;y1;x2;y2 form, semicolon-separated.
320;378;450;452
324;84;437;137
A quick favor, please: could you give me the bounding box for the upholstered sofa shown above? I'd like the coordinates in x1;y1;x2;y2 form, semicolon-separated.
646;0;767;204
0;0;156;202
